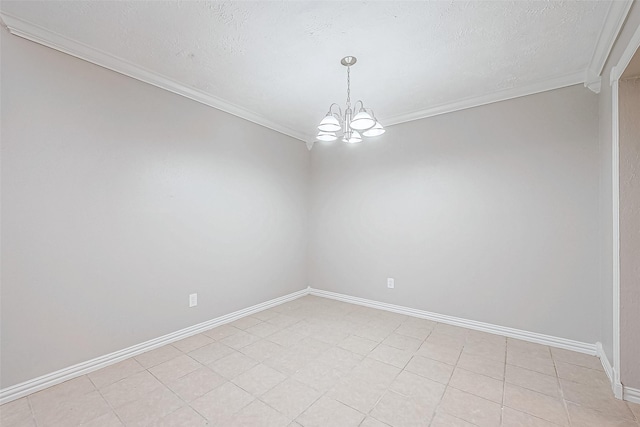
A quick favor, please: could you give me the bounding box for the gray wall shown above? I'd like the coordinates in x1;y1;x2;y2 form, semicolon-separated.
0;31;309;388
309;85;601;344
619;76;640;390
597;2;640;364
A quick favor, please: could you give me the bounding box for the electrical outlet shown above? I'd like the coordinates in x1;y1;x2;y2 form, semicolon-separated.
189;293;198;307
387;278;394;289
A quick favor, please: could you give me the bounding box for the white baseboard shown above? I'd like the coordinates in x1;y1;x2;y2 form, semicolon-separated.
0;288;308;405
596;342;614;383
624;386;640;404
309;288;597;355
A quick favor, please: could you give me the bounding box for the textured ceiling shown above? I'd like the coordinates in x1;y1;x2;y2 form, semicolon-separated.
1;1;611;141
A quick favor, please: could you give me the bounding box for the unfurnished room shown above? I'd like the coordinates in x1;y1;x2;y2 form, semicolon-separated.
1;1;640;426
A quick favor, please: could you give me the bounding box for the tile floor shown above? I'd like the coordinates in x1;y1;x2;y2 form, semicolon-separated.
1;295;639;427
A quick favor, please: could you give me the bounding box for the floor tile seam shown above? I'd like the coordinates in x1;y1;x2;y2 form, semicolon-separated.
426;337;465;426
71;377;124;427
24;394;39;427
257;382;325;424
502;404;566;426
552;357;606;373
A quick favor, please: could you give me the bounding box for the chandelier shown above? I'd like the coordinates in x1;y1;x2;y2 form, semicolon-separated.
316;56;385;143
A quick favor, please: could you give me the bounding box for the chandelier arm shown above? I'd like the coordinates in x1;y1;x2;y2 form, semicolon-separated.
328;103;343;119
353;100;365;113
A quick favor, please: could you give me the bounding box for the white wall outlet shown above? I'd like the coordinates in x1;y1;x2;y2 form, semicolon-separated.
387;278;395;289
189;293;198;307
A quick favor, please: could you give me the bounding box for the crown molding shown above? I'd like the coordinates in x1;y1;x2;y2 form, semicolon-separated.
0;12;312;144
381;71;585;126
584;0;634;92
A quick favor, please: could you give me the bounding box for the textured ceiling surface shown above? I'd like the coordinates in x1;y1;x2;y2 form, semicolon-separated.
1;1;610;140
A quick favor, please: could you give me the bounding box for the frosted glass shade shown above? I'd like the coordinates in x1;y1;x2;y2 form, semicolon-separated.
318;114;341;132
350;111;376;130
344;130;362;144
316;131;337;142
362;122;385;137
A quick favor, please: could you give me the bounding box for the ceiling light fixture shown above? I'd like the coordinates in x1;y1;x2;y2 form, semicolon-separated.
316;56;385;143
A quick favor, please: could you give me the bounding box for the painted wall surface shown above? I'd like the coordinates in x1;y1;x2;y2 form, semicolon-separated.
309;85;600;344
0;31;309;388
598;2;640;363
619;77;640;390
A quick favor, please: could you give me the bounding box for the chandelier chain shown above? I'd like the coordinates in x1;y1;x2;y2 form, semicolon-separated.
346;65;351;109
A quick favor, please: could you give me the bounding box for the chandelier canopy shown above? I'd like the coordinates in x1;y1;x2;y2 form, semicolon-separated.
316;56;385;143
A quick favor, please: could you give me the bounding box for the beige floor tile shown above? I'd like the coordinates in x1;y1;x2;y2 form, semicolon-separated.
190;382;254;424
112;386;184;427
426;332;466;350
507;351;556;376
349;358;401;389
164;366;225;402
171;334;214;353
550;347;603;370
101;371;164;408
134;345;182;369
405;355;454;384
232;364;287;396
267;314;300;329
367;344;414;369
337;335;379;355
458;351;505;380
261;378;322;419
230;316;263;330
89;359;145;389
251;308;280;321
382;332;423;352
328;377;387;413
267;329;306;348
1;397;33;426
4;417;37;427
352;324;395;342
416;342;461;365
402;317;436;330
245;321;281;338
202;324;241;341
220;330;262;350
628;401;640;420
433;323;469;338
296;396;364;427
554;361;610;389
79;411;123;426
466;330;505;346
315;346;363;372
501;407;562;427
439;387;502;427
224;400;291;427
449;367;504;403
394;323;432;341
504;383;568;426
429;411;476;427
188;342;235;365
566;402;638;427
292;362;344;393
359;416;389;427
34;391;112;427
389;370;445;404
505;365;560;398
208;351;258;380
560;379;635;420
463;339;506;363
148;355;202;383
152;406;208;426
29;376;96;414
507;339;552;360
311;328;351;346
240;339;286;362
263;349;312;376
370;390;434;426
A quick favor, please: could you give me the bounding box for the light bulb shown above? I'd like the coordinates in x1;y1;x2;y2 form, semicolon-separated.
347;130;362;143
